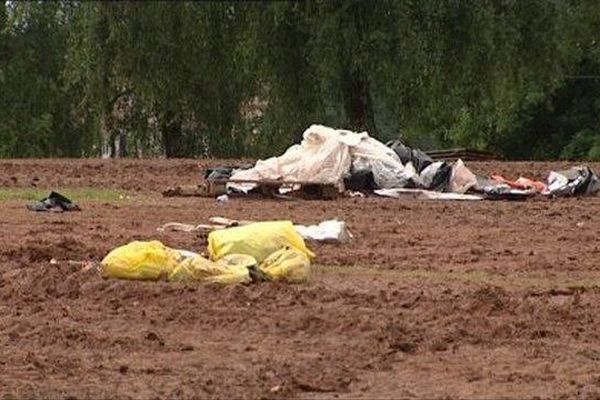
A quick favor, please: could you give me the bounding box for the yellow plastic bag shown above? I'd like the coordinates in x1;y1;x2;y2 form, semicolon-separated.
101;238;313;285
100;240;181;281
101;240;259;284
169;254;256;285
259;247;311;283
207;221;315;263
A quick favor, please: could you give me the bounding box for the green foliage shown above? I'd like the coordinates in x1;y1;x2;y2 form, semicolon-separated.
561;129;600;160
1;1;600;159
0;2;79;157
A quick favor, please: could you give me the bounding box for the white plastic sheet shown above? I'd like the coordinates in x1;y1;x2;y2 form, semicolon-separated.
294;219;353;243
350;135;412;189
374;188;482;201
449;159;478;194
227;125;409;193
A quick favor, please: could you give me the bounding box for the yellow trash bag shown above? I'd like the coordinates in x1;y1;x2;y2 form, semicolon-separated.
169;254;256;285
101;240;260;285
207;221;315;263
101;239;312;285
100;240;181;280
259;247;311;283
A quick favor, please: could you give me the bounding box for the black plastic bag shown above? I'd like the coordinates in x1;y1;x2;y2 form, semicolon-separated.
386;140;433;173
27;191;81;212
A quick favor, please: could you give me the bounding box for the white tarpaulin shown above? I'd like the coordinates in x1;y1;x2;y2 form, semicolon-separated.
227;125;409;193
374;188;483;201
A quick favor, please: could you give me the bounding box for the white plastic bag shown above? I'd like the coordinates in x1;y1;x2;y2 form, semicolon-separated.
294;219;353;243
449;159;478;194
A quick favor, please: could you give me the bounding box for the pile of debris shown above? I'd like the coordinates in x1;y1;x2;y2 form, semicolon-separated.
101;221;316;285
169;124;599;201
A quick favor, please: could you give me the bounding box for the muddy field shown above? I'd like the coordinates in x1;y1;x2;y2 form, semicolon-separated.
2;159;600;399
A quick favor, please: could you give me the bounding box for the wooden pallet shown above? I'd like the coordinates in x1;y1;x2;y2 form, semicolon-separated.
206;178;340;200
163;179;339;200
425;148;500;161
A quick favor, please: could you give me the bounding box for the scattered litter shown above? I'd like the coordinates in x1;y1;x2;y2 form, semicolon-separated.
26;191;80;212
48;258;94;267
216;194;229;204
294;219;353;243
484;166;600;198
345;190;366;198
375;188;483;201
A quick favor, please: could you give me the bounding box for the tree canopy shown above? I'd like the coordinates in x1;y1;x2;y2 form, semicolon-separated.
1;1;600;159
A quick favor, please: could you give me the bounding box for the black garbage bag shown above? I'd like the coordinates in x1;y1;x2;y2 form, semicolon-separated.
386;140;433;173
27;191;81;212
344;169;376;191
419;161;452;192
387;140;412;164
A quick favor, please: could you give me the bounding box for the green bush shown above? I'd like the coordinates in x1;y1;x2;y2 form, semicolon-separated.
561;129;600;161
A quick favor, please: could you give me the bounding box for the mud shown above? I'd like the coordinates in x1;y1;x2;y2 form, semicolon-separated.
1;159;600;399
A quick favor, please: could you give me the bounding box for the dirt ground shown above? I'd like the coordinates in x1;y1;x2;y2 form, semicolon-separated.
2;158;600;399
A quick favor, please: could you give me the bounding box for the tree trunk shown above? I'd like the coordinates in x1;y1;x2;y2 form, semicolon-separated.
100;113;112;159
114;128;128;157
161;113;183;158
342;3;378;136
342;69;378;136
